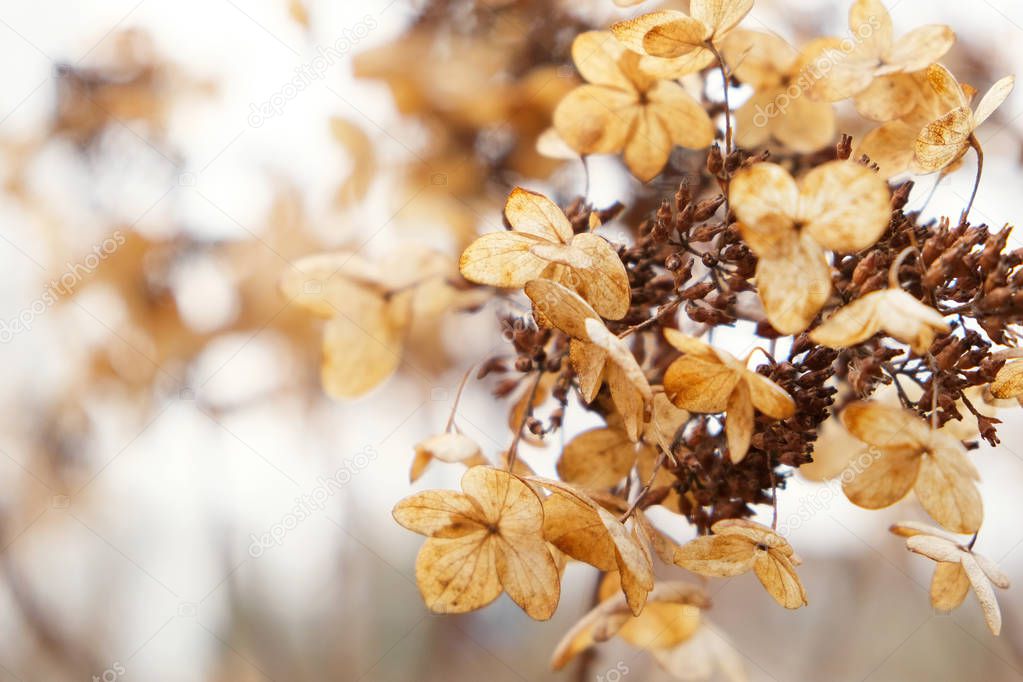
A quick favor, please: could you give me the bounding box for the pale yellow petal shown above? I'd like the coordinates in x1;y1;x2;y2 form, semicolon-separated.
664;355;740;413
612;11;712;59
524;279;600;340
729;162;798;229
798;160;891;253
568;232;631;320
849;0;892;58
842;447;921;509
691;0;754;40
321;309;403;398
745;371;796;420
884;25;955;74
459;231;549;287
915;454;983;533
733;93;775;149
571;31;634;91
840;401;931;450
647;80;716;149
623;106;672;181
505;187;575;242
875;289;949;354
393;490;483;536
771;94;836;153
493;531;561;620
856;120;918;179
553;85;637;155
638;50;717;79
753;233;832;334
720;29;795;89
854;73;918;122
414;433;482;464
990;360;1023;399
810;291;884;349
973;75;1015;127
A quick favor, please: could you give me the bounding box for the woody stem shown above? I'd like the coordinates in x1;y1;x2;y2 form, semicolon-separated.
961;134;984;225
506;369;544;471
620;448;667;522
444;364;476;432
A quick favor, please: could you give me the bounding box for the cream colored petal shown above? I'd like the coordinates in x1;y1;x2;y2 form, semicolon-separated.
568;232;631;320
321;309;404;399
558;427;637;490
638;50;718;79
414;433;482;464
542;492;618;571
536;127;579;161
720;29;795;89
607;364;649;442
973;75;1015;127
905;534;965;563
884;25;955;73
729;162;798;229
280;252;383;318
647;80;716;149
915;454;983;534
962;553;1002;635
734;93;776;149
651;624;749;682
611;11;696;55
812;49;878;101
725;381;754;463
771;95;837;153
810;291;884;349
553;85;637;155
458;231;549;287
931;561;971;611
842;447;921;509
890;520;965;543
875;289;949;354
623;107;672;181
393;489;482;536
505;186;575;242
753;550;808;608
493;531;561;620
912;106;973;174
854;73;918;122
753;233;832;335
524;278;600;340
856;120;918;179
991;360;1023;399
619;11;712;59
674;534;758;576
798;160;891;253
415;534;502;614
973;553;1010;589
712;519;792;554
849;0;892;58
691;0;754;40
840;401;931;449
571;31;633;91
745;371;796;420
549;600;603;670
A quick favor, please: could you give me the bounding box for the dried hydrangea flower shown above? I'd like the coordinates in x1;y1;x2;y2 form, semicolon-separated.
856;67;977;179
841;401;982;533
459;187;629;318
891;521;1010;635
810;287;949;354
662;329;795;462
674;519;808;609
525;278;652;440
814;0;955;121
913;64;1015;174
280;247;462;398
551;577;710;670
392;466;561;619
721;30;837;152
553;31;714;181
730;161;891;334
611;0;753;79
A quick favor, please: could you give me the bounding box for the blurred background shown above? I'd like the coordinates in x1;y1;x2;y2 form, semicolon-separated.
0;0;1021;680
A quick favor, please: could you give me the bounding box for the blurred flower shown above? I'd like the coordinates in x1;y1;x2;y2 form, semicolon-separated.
553;31;714;180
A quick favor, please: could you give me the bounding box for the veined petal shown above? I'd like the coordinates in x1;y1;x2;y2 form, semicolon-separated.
505;187;575;242
854;73;918;122
725;381;754;463
842;447;921;509
884;25;955;74
647;80;715;149
730;162;798;229
459;231;550;287
912;106;973;174
753;232;832;334
973;75;1015;127
798;160;891;253
691;0;754;40
571;31;635;92
623;106;672;181
554;86;637;155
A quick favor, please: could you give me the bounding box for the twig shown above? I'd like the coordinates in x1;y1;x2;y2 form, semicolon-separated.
506;370;544;471
620;448;667;522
